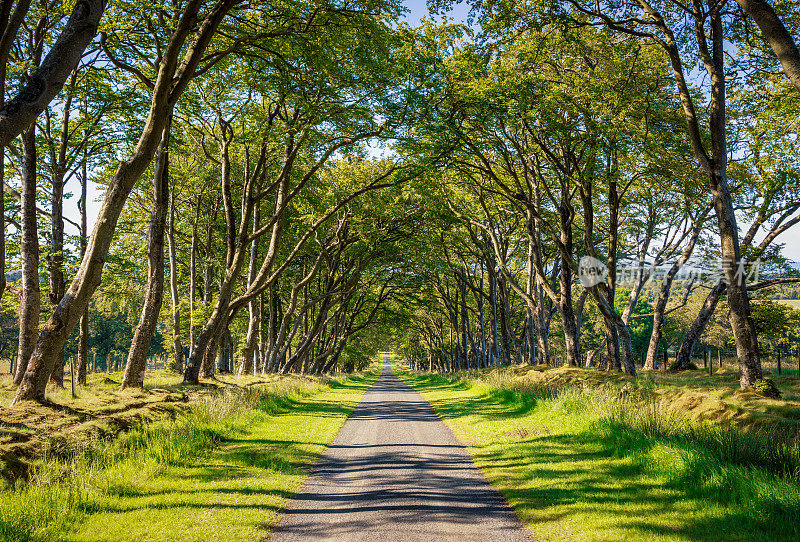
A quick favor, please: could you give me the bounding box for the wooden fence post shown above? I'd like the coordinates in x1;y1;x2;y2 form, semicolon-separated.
70;356;77;398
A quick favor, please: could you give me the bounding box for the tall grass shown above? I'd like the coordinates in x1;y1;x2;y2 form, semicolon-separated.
0;377;326;542
420;368;800;529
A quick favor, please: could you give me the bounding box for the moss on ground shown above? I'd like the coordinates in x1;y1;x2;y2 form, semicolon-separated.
0;370;321;483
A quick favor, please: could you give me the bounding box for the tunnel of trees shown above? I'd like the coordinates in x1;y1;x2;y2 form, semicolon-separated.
1;0;800;403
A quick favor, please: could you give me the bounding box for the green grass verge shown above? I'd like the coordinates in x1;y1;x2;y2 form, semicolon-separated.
397;370;800;542
0;372;377;542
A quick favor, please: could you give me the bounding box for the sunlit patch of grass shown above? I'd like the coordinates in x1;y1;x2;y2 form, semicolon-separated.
0;372;377;542
398;369;800;542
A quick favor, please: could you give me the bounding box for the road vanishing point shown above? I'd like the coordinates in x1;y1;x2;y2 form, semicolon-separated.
268;353;532;541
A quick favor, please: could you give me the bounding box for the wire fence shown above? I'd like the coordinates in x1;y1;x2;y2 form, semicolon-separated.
0;353;168;377
649;347;800;377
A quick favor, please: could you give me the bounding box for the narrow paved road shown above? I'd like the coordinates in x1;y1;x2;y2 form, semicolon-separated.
268;354;531;541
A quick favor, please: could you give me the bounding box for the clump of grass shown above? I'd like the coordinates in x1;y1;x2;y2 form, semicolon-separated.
751;378;782;399
596;387;800;479
0;377;329;542
0;481;87;542
412;367;800;536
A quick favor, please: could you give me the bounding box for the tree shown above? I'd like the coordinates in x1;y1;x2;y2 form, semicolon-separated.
13;0;240;404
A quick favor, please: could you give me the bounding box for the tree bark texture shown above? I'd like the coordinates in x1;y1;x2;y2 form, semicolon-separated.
121;114;172;389
14;127;39;385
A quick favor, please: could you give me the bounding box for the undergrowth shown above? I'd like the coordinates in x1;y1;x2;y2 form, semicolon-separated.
461;368;800;479
401;369;800;539
0;377;326;542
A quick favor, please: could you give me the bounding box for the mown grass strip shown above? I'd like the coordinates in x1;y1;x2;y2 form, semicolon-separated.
0;372;378;542
398;370;800;542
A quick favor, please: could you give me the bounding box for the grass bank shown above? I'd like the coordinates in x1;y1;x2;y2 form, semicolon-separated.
397;366;800;542
0;369;282;480
0;371;377;542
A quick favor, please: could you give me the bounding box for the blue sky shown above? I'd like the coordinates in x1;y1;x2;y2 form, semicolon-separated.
401;0;470;25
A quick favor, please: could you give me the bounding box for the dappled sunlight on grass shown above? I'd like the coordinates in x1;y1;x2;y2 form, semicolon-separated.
0;371;378;542
399;370;800;542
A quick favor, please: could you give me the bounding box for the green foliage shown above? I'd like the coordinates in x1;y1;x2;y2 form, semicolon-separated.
750;378;782;399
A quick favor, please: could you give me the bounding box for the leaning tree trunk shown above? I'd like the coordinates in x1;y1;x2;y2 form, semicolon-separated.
735;0;800;93
14;127;39;385
121;115;172;389
674;279;727;369
0;0;106;149
240;203;260;375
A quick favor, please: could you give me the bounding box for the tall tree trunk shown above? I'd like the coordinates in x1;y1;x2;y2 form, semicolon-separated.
189;196;199;351
240;203;260;375
735;0;800;93
48;167;66;388
605;168;621;371
121;113;172;389
14;127;39;385
201;332;218;378
0;140;4;305
459;278;469;368
0;0;13;307
489;258;500;366
257;292;265;373
218;325;232;373
637;0;761;388
196;216;217;379
705;9;762;388
559;190;580;367
167;188;184;372
77;145;89;385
